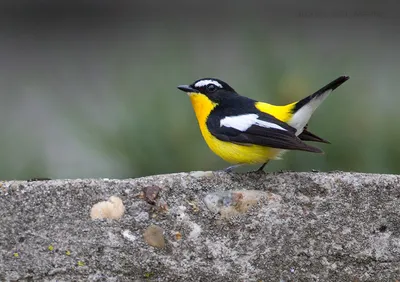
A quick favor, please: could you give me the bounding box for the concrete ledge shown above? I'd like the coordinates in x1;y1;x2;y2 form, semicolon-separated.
1;171;400;281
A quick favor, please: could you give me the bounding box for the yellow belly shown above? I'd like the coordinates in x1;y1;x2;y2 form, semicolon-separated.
202;130;284;164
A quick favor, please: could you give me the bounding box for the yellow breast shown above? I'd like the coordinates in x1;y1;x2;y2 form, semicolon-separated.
189;94;284;164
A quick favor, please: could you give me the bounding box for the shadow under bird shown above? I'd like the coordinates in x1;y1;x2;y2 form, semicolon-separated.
177;76;349;172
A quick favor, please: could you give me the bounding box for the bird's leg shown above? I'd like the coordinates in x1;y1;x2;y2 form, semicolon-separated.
222;164;245;181
223;164;243;173
255;160;270;173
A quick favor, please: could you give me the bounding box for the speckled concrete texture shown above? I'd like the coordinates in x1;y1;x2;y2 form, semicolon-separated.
1;171;400;281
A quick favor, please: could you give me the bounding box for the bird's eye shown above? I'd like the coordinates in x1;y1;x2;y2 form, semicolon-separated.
206;84;217;92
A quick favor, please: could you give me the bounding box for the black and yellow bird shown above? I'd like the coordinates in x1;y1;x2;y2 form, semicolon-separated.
177;76;349;171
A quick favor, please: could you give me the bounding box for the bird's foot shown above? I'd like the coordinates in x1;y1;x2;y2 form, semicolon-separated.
246;162;269;181
219;164;244;181
223;164;243;173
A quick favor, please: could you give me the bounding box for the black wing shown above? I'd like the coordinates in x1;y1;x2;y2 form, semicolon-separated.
208;112;323;153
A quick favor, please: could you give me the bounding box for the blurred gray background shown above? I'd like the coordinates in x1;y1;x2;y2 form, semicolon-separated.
0;1;399;179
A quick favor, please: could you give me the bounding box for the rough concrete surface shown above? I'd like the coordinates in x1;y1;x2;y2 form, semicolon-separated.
1;171;400;281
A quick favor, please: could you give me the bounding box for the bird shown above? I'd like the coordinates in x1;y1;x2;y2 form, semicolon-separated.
177;76;349;172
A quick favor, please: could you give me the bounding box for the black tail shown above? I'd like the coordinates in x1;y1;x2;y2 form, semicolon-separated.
299;129;330;144
292;75;350;114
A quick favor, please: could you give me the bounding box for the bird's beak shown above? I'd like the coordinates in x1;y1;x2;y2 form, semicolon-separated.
177;85;198;93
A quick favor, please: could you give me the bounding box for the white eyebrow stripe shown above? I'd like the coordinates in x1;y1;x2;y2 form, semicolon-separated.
194;80;223;88
220;114;287;132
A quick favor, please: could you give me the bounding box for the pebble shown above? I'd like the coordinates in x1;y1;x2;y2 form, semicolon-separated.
143;225;165;248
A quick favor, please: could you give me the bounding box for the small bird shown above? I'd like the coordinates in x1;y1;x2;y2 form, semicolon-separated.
177;76;349;172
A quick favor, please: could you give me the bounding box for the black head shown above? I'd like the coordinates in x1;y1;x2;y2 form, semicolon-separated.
177;78;238;103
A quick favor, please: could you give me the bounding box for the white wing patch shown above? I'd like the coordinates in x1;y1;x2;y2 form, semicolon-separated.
194;80;223;88
220;114;287;132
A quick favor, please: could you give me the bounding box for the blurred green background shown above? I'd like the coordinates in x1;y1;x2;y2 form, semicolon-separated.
0;2;398;179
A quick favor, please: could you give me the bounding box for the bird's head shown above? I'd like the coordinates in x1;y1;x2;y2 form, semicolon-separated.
177;78;237;103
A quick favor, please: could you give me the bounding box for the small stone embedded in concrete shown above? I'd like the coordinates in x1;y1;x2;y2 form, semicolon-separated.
188;222;202;239
142;185;161;205
157;201;169;212
122;230;136;243
204;190;268;218
90;196;125;220
186;200;199;212
190;171;214;178
175;231;182;241
143;225;165;248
